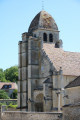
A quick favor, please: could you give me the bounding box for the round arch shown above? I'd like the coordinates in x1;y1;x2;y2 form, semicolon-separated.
36;93;44;102
35;93;44;112
43;33;47;42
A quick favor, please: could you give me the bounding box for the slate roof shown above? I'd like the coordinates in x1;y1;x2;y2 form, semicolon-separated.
65;76;80;88
28;10;58;33
43;43;80;76
0;82;18;90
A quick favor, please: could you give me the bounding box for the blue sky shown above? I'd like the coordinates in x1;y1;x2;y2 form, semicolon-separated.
0;0;80;70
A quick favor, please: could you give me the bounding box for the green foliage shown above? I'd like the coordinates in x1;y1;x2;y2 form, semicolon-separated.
0;68;7;82
11;89;18;99
0;66;18;99
0;102;18;109
4;66;18;83
0;102;6;107
0;90;10;99
8;103;18;108
0;66;18;83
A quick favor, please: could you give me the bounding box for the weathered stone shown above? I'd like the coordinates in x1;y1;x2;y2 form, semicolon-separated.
22;53;28;67
22;67;27;80
1;112;62;120
63;104;80;120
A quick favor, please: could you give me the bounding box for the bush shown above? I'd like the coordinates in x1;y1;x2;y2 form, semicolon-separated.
0;102;17;109
8;103;18;108
0;90;10;99
0;102;6;107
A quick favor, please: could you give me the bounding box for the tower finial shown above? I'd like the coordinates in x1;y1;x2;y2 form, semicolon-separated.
42;1;44;10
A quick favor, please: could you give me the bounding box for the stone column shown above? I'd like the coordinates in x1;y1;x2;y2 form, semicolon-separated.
47;33;49;43
52;71;58;111
28;38;32;111
57;90;61;112
58;67;65;107
58;67;63;89
18;41;22;110
28;37;41;111
43;83;46;111
18;32;28;111
28;65;32;111
56;67;64;111
21;40;28;111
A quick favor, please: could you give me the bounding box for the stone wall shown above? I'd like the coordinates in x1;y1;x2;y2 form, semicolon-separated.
1;112;62;120
41;50;54;78
64;86;80;105
63;103;80;120
33;29;59;44
63;75;76;88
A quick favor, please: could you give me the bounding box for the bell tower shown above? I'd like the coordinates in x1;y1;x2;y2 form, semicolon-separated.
28;10;62;48
18;10;63;112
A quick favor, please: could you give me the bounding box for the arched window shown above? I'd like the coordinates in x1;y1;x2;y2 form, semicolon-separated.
43;33;47;42
49;34;53;42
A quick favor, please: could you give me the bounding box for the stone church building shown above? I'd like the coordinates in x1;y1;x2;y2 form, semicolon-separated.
18;10;80;112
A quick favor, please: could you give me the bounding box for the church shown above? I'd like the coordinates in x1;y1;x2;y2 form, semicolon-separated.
18;10;80;112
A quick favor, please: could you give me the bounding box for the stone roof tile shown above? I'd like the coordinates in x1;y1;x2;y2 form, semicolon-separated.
43;43;80;76
28;10;58;33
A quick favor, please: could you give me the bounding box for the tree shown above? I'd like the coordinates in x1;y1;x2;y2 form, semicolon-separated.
4;66;18;83
0;68;7;82
0;90;10;99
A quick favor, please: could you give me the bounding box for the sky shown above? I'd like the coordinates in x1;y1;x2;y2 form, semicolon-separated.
0;0;80;70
